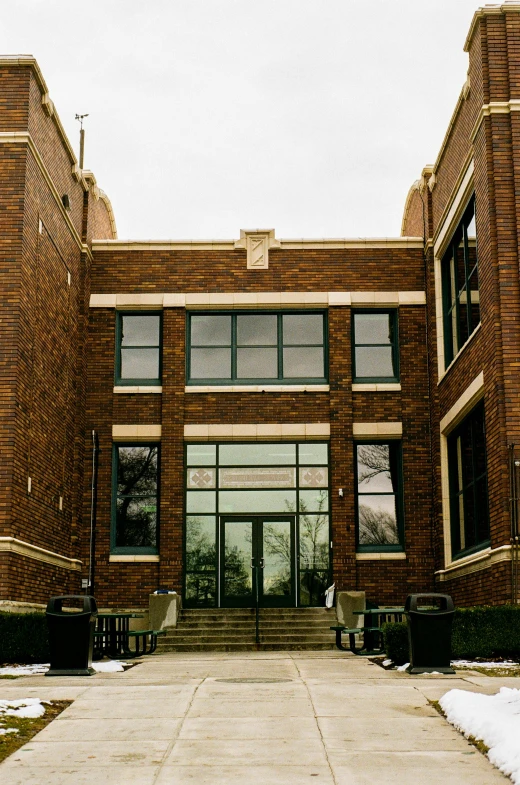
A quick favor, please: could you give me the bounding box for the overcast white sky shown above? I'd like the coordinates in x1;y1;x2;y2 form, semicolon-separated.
4;1;484;239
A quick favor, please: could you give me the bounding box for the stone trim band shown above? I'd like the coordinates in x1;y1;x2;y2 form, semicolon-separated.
0;537;82;572
90;291;427;309
184;423;330;440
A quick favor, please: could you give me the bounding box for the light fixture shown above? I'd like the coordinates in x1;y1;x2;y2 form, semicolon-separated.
338;488;344;498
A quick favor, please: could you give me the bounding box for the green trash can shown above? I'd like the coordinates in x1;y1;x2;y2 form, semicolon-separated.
46;595;97;676
405;593;455;674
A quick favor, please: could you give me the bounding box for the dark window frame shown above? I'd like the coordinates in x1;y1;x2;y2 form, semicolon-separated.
352;309;400;384
111;442;160;555
448;401;490;560
354;440;405;553
186;310;328;385
115;311;162;386
441;196;480;368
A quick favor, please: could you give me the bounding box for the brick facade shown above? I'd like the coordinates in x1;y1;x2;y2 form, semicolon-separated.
1;4;520;612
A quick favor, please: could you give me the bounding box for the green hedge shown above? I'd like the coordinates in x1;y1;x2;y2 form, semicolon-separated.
382;605;520;665
0;612;49;664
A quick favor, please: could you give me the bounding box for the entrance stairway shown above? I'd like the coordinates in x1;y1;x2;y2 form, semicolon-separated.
156;607;338;652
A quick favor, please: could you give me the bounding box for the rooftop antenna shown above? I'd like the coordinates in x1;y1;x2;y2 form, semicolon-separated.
75;113;89;169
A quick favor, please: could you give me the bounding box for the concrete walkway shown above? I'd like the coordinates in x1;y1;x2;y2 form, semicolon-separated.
0;650;511;784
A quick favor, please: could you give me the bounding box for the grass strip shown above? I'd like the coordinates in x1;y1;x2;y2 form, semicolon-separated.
0;701;71;763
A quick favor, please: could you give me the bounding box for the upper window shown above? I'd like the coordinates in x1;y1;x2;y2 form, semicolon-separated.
116;312;162;385
352;310;399;383
355;441;404;551
441;197;480;367
187;312;327;384
112;444;159;554
448;402;489;559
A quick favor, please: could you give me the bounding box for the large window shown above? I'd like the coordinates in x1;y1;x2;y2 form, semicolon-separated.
116;312;162;385
184;442;330;607
448;402;489;559
355;442;404;551
112;444;159;553
187;312;327;384
352;311;399;383
441;197;480;367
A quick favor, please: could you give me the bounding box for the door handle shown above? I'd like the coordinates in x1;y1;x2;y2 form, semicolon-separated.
259;558;265;569
250;558;255;568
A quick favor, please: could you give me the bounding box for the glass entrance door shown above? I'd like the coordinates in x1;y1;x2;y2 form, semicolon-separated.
220;516;295;607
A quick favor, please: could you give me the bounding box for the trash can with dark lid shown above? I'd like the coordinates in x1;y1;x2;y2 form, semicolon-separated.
405;593;455;674
45;595;97;677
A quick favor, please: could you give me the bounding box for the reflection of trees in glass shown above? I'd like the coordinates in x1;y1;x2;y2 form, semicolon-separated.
358;505;398;545
116;446;158;547
185;517;216;606
357;444;391;487
224;546;251;596
357;443;400;546
186;517;216;572
262;524;291;595
299;492;329;571
285;492;330;606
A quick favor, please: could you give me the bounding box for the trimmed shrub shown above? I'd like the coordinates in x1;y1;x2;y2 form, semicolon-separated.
382;621;408;664
382;605;520;665
0;612;49;664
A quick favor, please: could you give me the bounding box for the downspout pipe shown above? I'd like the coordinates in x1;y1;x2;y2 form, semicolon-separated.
88;430;99;594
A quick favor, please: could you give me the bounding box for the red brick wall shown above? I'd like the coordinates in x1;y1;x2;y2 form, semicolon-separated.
422;9;520;605
0;63;97;603
85;247;433;607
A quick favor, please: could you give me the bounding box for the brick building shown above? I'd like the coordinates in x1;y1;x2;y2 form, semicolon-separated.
1;3;519;616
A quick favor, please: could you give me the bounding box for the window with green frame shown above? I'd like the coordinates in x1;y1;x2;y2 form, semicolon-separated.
112;444;159;554
448;401;489;559
355;441;404;551
441;197;479;367
187;311;327;384
115;312;162;385
352;310;399;383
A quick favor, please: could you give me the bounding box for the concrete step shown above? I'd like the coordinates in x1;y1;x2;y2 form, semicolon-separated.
157;606;338;652
156;641;335;652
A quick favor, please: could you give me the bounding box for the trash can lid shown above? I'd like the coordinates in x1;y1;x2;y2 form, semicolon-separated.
404;593;454;613
46;595;97;615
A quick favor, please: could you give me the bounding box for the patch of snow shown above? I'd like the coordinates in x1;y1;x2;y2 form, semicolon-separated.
396;662;410;671
440;687;520;784
0;698;46;719
0;664;49;676
0;660;128;676
453;660;519;670
0;728;19;735
92;660;127;673
383;659;393;667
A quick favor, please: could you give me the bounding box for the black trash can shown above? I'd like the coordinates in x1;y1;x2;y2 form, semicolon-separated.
405;593;455;674
46;595;97;677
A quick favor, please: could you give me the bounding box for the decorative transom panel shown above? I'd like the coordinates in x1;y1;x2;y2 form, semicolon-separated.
219;467;296;489
187;468;216;489
299;467;328;488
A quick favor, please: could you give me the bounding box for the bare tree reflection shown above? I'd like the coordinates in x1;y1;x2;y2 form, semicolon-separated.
358;506;399;545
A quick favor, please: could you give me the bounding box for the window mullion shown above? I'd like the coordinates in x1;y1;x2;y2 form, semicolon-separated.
231;314;237;382
462;222;472;338
278;313;283;381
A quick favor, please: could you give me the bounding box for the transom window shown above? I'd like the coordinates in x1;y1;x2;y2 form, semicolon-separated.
187;312;327;384
116;312;162;385
441;197;480;367
112;444;159;554
448;402;489;559
355;441;404;551
352;311;399;383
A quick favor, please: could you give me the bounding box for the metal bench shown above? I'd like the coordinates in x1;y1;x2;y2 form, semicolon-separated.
122;629;166;658
330;624;383;655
